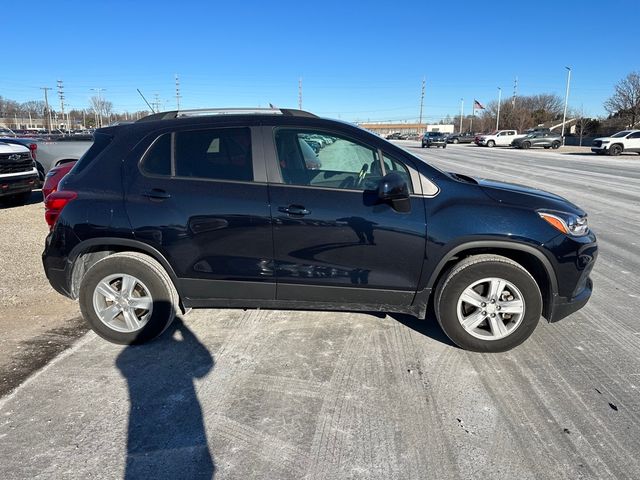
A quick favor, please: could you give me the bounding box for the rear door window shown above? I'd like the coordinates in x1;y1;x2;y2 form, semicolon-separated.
139;127;253;182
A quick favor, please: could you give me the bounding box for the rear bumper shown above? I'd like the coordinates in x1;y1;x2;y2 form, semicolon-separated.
0;169;38;197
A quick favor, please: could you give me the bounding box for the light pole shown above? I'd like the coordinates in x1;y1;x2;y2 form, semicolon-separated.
561;67;571;145
496;87;502;131
459;98;464;133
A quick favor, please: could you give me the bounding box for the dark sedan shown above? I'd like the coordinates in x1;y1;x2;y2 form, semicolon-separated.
512;132;562;149
446;133;475;144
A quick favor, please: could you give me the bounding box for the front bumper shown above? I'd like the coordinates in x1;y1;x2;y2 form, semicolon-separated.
548;277;593;322
0;169;38;197
591;146;607;153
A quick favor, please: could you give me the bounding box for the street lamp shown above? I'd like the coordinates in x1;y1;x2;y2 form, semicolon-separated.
496;87;502;131
561;67;572;145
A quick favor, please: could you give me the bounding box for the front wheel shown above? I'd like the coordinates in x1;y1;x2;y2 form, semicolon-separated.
487;140;495;148
609;144;622;156
79;252;179;344
522;141;531;149
551;141;561;149
434;254;542;352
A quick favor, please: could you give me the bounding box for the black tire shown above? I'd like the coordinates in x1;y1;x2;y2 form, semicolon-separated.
487;140;495;148
434;254;542;352
421;144;425;148
442;144;447;149
543;146;550;149
426;144;431;148
609;144;622;156
522;141;531;149
78;251;179;344
551;141;561;150
452;138;459;144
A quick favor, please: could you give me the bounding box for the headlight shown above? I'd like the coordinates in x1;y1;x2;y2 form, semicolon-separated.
538;211;589;237
600;140;609;144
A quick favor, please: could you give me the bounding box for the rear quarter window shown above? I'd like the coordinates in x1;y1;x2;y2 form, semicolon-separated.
72;133;112;174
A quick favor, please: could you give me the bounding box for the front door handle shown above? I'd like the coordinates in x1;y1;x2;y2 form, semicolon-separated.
142;188;171;200
278;205;311;216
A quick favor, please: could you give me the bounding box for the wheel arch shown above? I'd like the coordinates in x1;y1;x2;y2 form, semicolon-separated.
67;238;185;310
426;241;558;320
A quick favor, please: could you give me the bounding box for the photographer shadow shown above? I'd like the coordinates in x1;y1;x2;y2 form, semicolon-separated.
116;316;215;479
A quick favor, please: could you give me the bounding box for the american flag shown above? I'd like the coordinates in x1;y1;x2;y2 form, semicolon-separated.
473;99;485;110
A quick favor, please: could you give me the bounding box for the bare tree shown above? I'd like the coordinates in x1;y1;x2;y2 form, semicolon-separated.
89;96;113;127
604;71;640;128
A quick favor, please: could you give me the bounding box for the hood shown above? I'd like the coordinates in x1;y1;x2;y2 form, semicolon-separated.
0;142;30;154
474;176;584;215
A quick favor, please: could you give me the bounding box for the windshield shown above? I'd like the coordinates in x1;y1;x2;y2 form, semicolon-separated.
612;130;631;138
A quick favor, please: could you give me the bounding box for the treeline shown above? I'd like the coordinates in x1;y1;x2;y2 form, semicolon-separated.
0;95;150;128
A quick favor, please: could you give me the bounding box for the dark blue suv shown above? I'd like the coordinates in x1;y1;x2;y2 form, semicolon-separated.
42;108;597;352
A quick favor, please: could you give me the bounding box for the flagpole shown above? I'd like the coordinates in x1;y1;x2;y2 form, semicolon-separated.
470;101;475;133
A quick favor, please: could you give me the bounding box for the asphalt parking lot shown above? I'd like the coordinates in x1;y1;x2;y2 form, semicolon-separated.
1;144;639;479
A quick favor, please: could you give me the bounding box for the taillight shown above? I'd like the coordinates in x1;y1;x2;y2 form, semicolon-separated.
28;143;37;160
44;191;77;230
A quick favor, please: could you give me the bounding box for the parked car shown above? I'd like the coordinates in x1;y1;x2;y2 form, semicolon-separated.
421;132;447;148
0;135;92;174
42;160;76;199
591;130;640;156
386;132;402;140
512;132;562;150
0;142;38;205
446;133;475;144
0;127;16;137
42;107;597;352
475;130;525;147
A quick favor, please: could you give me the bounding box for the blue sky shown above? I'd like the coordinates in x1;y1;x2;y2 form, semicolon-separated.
2;0;638;122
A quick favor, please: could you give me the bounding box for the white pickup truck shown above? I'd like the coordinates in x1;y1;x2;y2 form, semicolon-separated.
475;130;526;147
0;142;39;204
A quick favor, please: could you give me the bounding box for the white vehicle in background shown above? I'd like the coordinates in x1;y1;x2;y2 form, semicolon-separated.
475;130;525;147
591;130;640;156
0;142;38;205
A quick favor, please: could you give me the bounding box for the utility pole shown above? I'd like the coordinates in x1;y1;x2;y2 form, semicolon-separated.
512;76;518;108
496;87;502;131
459;98;464;133
561;66;572;146
418;77;425;131
40;87;52;132
57;80;65;133
175;74;181;110
154;93;161;114
298;77;302;110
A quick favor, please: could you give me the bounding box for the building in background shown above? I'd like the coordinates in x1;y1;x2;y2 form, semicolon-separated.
357;122;455;136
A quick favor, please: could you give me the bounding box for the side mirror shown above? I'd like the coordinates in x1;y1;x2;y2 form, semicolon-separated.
378;172;409;201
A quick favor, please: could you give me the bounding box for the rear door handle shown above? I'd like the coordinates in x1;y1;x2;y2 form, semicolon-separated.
142;188;171;200
278;205;311;216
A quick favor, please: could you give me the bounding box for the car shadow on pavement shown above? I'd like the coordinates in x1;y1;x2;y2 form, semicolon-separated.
116;317;215;479
387;312;458;348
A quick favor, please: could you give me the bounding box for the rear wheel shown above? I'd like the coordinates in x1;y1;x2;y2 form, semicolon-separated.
79;252;179;344
487;140;495;148
434;254;542;352
609;144;623;156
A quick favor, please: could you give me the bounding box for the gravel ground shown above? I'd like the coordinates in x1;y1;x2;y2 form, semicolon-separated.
0;191;85;396
1;146;639;479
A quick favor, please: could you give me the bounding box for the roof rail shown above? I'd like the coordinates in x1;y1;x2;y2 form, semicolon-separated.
136;107;317;122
